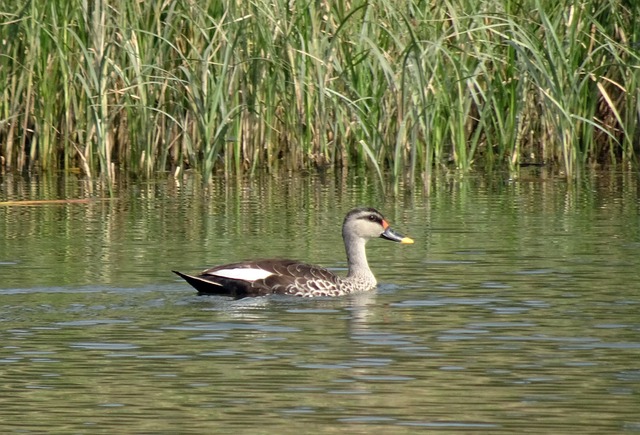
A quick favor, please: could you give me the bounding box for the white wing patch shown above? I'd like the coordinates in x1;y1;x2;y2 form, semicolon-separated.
210;267;274;282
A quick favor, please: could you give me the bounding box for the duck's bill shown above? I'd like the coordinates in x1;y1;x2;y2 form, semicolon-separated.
381;227;415;244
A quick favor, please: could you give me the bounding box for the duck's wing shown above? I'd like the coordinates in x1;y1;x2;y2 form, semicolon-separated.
255;260;347;297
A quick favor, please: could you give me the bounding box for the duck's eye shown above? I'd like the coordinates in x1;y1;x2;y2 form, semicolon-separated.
368;214;377;221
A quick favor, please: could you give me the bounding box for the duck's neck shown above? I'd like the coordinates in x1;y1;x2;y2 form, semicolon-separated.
344;234;376;286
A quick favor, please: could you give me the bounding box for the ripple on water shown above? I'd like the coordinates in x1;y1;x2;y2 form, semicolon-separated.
390;297;506;307
69;342;140;351
352;331;415;346
55;319;132;327
161;322;301;333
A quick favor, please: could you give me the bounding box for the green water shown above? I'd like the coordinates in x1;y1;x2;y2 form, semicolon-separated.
1;171;639;433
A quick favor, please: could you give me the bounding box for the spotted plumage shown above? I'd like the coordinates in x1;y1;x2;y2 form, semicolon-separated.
173;207;414;298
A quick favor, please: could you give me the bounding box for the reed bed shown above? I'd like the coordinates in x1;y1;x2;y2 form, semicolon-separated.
0;0;638;181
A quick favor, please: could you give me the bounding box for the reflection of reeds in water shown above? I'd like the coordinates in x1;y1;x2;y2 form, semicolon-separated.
0;0;637;182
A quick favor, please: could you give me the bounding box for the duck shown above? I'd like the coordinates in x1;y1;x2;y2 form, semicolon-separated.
172;207;414;298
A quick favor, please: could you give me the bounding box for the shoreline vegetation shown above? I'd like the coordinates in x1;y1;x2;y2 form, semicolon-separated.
1;0;638;182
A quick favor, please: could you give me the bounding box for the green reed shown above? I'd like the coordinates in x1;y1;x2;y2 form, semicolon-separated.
0;0;638;182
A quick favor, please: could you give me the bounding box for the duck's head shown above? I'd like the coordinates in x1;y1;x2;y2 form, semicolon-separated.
342;207;414;244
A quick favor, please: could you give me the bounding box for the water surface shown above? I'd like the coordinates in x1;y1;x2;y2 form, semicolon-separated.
1;171;639;433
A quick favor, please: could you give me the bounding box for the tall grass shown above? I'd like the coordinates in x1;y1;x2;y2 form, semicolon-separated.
0;0;638;182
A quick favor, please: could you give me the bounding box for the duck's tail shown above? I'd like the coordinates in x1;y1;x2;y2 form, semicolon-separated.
172;270;250;298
